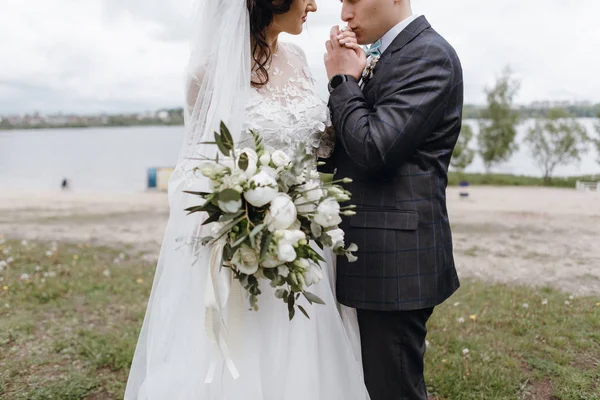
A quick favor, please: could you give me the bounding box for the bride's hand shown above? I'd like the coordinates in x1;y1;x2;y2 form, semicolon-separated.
337;29;366;68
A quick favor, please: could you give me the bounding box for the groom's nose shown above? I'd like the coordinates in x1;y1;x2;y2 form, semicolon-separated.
308;0;317;12
341;4;353;22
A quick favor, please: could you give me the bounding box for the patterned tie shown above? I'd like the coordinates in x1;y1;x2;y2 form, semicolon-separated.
364;39;382;59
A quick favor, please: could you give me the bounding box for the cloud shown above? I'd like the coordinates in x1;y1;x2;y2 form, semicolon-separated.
1;0;599;114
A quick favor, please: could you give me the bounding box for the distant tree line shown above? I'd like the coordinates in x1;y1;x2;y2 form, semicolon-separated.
452;66;600;183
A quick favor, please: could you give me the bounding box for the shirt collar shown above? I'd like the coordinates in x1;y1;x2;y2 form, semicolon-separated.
379;14;421;55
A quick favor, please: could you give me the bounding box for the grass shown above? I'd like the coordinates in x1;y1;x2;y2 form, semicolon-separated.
448;172;600;188
1;239;599;399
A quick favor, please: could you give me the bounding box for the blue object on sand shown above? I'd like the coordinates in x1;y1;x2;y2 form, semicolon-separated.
147;168;157;189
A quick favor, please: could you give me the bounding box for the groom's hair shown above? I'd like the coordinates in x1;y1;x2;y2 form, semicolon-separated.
247;0;294;88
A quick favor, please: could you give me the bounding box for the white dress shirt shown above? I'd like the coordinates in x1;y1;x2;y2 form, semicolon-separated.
379;14;421;55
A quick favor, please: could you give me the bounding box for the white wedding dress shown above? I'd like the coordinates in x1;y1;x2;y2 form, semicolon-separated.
125;41;369;400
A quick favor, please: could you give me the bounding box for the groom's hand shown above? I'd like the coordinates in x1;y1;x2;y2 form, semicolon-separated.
324;26;366;81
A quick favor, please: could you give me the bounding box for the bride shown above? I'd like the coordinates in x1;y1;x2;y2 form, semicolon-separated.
125;0;369;399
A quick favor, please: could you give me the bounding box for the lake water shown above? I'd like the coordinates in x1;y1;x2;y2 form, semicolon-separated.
1;119;598;192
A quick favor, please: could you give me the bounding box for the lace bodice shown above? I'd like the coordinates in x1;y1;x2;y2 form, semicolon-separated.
241;42;333;157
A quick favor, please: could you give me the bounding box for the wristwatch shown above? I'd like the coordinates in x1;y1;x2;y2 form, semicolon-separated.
328;74;353;93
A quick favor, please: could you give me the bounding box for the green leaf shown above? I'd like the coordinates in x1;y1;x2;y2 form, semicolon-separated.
238;153;249;171
221;211;243;222
298;305;310;319
311;251;325;263
218;189;241;203
220;121;235;154
275;289;287;299
250;224;265;239
259;231;273;262
303;292;325;305
214;131;230;156
201;213;221;225
183;190;212;197
287;294;296;320
231;235;248;248
184;205;205;214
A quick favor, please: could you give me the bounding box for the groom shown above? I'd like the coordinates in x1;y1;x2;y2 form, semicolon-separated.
323;1;463;399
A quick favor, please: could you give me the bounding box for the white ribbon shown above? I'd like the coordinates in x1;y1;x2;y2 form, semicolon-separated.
204;242;242;383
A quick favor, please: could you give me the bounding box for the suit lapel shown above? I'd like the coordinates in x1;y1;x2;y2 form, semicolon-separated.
361;16;432;95
386;16;431;55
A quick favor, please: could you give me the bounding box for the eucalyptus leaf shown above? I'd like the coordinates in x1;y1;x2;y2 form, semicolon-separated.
288;294;296;320
250;224;265;239
259;231;273;262
298;305;310;319
221;211;244;222
303;292;325;305
232;234;248;248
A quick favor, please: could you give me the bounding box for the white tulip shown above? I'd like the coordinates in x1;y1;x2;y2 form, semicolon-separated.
244;170;278;207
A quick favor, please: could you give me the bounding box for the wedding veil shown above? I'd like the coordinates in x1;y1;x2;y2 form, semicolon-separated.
124;0;251;398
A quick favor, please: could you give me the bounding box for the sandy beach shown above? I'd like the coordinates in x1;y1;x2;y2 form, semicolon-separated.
1;186;599;296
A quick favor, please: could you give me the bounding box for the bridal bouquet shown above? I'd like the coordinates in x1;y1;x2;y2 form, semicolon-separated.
185;122;357;319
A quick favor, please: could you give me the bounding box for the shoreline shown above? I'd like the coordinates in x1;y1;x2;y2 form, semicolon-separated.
1;186;600;296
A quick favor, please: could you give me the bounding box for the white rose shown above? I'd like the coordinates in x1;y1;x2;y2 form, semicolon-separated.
271;150;291;167
238;148;259;178
275;230;306;262
325;228;345;245
232;245;260;275
266;194;297;231
244;170;278;207
314;198;342;228
259;153;271;166
218;199;242;213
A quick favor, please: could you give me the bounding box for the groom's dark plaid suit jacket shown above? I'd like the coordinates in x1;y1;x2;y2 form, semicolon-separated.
324;16;463;311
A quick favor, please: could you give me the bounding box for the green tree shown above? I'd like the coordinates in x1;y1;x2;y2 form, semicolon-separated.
451;124;475;173
594;111;600;164
525;108;589;183
478;67;521;172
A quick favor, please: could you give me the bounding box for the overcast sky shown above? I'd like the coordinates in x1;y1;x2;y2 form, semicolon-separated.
1;0;599;114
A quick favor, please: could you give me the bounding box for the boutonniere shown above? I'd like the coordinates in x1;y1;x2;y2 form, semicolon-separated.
361;55;380;82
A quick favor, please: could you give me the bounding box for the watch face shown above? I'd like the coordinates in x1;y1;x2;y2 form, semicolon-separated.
332;74;344;88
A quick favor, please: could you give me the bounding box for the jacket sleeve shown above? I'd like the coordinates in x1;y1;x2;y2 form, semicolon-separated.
328;46;454;173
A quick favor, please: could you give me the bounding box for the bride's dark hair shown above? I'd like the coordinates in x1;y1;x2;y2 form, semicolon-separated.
247;0;294;88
